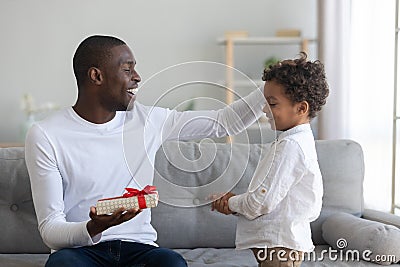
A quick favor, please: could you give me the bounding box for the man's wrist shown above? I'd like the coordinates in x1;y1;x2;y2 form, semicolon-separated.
86;220;103;238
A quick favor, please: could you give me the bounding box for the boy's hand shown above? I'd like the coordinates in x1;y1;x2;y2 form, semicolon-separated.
87;206;141;237
211;192;236;215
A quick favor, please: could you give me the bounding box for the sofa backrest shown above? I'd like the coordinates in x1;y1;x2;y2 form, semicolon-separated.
0;139;364;252
313;139;364;244
152;139;364;248
0;147;49;253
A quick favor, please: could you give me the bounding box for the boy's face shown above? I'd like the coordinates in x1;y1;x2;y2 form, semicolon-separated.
262;80;305;131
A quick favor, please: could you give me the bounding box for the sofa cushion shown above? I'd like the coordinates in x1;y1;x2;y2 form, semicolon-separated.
322;212;400;265
316;140;364;216
152;141;266;248
0;147;49;253
311;139;364;245
0;254;48;267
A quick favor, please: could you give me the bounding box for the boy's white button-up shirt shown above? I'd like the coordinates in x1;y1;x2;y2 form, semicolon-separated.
228;123;323;252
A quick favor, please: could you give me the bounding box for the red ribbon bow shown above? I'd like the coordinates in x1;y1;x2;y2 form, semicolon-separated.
122;185;157;209
98;185;157;209
122;185;157;198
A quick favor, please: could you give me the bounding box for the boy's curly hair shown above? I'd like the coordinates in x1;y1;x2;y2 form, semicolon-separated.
262;52;329;118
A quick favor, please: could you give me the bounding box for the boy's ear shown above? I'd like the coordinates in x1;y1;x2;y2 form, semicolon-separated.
297;101;309;115
88;67;103;85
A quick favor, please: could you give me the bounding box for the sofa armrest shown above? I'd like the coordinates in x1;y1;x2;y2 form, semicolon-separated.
362;209;400;228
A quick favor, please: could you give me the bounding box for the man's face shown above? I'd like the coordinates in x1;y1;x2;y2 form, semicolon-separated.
100;44;141;111
262;80;300;131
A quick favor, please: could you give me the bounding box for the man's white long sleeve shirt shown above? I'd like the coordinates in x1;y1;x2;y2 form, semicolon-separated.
25;89;265;250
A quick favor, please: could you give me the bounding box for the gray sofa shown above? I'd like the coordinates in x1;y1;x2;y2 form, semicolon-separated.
1;140;399;267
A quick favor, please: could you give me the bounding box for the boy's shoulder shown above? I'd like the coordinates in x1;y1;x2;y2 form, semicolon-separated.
275;138;304;156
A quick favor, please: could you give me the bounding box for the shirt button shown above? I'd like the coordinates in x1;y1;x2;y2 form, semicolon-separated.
261;188;267;193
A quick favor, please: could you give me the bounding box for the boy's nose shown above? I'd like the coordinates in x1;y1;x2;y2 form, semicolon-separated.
262;105;270;115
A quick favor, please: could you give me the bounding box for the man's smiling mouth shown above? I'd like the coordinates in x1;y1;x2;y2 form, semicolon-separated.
127;88;139;95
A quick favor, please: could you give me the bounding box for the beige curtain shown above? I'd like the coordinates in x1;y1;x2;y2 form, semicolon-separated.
319;0;396;212
317;0;352;139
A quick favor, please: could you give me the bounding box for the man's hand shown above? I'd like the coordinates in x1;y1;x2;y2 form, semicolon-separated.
86;206;141;237
211;192;236;215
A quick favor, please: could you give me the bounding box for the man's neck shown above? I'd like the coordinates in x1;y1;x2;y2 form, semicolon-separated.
72;103;116;124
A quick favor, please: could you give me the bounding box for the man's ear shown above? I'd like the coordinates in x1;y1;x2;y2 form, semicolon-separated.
297;101;309;115
88;67;103;85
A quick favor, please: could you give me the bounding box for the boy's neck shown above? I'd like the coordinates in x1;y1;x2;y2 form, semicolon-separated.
284;119;310;132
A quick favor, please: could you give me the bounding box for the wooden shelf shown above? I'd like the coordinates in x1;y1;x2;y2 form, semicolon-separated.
217;36;317;46
0;143;24;148
218;79;264;88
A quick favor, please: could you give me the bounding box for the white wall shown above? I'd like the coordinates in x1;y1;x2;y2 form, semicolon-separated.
0;0;317;142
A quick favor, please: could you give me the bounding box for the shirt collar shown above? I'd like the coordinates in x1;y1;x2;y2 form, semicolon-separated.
277;123;312;141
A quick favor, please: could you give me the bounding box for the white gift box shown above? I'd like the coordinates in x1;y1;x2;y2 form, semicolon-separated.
96;186;158;215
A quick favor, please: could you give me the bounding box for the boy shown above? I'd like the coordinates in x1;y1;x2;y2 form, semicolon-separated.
212;52;329;267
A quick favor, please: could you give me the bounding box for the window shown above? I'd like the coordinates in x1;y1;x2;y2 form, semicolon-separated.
349;0;395;212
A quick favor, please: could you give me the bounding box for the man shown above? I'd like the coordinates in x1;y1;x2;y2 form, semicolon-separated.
25;35;265;266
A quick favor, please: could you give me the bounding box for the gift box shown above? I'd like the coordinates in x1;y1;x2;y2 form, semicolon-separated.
96;185;158;215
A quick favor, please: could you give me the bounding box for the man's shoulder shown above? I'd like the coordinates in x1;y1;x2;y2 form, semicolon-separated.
32;108;70;130
31;106;64;124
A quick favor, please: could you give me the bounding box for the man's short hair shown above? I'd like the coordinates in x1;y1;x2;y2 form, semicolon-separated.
73;35;126;87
